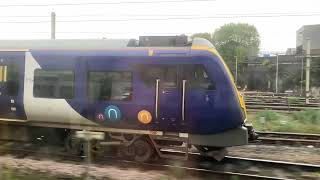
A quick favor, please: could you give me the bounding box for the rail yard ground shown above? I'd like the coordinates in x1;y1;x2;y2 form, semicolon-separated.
0;155;168;180
1;140;320;180
229;144;320;165
1;148;320;180
248;110;320;134
0;167;73;180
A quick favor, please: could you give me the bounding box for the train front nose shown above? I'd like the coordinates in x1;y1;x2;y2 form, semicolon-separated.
237;91;258;141
244;122;259;141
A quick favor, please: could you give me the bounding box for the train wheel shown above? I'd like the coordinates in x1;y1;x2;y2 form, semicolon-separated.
119;144;135;159
64;133;84;156
133;139;155;162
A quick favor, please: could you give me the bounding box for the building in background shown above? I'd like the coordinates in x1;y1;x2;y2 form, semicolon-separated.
296;24;320;55
245;55;301;92
286;48;296;55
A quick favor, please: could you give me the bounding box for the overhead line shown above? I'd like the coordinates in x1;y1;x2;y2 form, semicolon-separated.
39;13;320;22
0;21;49;24
0;32;193;35
1;13;320;23
2;12;320;18
0;0;215;7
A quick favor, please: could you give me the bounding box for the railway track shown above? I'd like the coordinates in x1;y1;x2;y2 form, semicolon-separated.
245;101;320;111
256;131;320;147
0;139;319;180
242;91;320;111
246;101;320;111
245;104;320;111
104;156;290;180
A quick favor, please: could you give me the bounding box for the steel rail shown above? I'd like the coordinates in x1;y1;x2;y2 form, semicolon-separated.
102;157;290;180
256;131;320;139
224;156;320;172
255;131;320;147
0;142;286;180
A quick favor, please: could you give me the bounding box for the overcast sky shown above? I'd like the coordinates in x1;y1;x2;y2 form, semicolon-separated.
0;0;319;52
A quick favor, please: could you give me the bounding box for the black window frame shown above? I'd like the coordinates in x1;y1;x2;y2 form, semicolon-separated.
33;69;75;99
0;63;20;97
134;64;178;88
87;70;133;102
181;64;216;90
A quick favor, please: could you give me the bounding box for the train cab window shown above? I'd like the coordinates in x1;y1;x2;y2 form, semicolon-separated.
136;65;177;87
33;70;74;99
88;71;132;101
0;64;19;96
182;65;215;90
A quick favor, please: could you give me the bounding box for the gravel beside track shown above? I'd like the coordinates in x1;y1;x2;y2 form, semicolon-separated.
1;140;320;179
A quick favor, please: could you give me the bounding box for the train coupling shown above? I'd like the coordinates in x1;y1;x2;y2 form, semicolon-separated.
244;122;259;141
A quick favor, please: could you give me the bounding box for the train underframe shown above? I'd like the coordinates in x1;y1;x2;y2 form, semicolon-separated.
0;121;250;162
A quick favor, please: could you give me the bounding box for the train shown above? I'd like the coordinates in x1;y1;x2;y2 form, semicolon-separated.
0;36;255;162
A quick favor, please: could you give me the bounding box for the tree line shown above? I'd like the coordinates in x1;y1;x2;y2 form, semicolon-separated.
192;23;319;93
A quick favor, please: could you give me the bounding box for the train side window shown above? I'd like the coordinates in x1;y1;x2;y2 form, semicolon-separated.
182;65;215;90
0;64;19;96
33;70;74;99
88;71;132;101
136;65;177;87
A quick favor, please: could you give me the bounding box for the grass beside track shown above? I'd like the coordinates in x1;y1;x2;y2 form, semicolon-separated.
0;167;80;180
248;110;320;134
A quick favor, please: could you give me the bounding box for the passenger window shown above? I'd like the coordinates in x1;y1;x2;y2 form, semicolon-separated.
0;64;19;96
88;71;132;101
136;65;177;87
33;70;74;99
182;65;215;90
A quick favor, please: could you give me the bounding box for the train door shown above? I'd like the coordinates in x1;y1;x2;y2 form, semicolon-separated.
181;64;216;130
0;52;26;120
151;65;185;130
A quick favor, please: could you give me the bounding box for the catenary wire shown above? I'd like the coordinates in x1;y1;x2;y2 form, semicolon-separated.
1;13;320;23
0;0;216;7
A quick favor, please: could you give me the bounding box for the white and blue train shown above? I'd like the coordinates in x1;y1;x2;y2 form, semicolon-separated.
0;37;254;162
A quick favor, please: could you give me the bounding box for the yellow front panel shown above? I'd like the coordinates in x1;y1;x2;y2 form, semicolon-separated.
0;66;3;82
3;65;7;82
191;45;247;120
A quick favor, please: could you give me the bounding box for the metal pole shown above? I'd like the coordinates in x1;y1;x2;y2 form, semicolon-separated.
275;54;279;93
305;38;311;104
51;12;56;39
235;56;238;86
86;140;91;180
300;57;304;96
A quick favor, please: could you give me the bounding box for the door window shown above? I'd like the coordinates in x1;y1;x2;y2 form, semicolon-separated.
136;65;177;87
0;64;19;96
182;64;215;90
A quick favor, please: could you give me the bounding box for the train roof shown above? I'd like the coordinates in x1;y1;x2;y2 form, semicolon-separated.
0;36;215;51
0;39;131;51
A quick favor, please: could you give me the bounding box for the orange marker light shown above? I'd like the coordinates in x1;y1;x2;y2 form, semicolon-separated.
138;110;152;124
